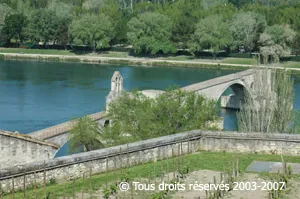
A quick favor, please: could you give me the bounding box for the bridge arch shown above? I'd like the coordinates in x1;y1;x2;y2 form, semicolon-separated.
216;80;253;110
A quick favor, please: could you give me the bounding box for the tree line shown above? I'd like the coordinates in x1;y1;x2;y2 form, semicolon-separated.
1;0;300;60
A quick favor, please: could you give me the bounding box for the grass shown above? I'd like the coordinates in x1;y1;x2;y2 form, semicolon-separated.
160;55;192;61
3;151;300;198
283;61;300;69
99;51;130;58
0;48;75;55
222;58;257;65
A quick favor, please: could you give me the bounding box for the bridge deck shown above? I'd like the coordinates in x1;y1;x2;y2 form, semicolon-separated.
28;111;106;140
181;69;254;92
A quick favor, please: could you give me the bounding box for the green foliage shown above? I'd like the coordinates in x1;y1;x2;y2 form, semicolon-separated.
208;2;238;21
151;190;168;199
127;12;176;55
102;186;111;199
230;11;266;52
69;116;104;152
109;184;118;194
1;13;27;44
102;88;218;147
190;15;232;58
69;13;113;51
0;3;13;29
178;164;190;178
259;25;296;62
27;10;66;44
120;172;130;182
237;69;298;134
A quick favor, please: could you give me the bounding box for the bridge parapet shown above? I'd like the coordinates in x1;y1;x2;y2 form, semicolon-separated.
28;111;106;141
181;69;255;93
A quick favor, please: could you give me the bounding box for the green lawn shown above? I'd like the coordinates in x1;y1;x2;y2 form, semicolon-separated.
222;58;257;65
160;55;192;61
98;51;130;58
0;48;133;58
283;61;300;68
3;151;300;198
0;48;75;55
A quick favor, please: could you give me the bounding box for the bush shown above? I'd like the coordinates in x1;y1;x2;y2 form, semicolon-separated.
178;164;190;178
280;56;300;62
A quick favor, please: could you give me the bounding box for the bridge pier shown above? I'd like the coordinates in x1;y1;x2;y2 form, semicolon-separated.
220;94;242;110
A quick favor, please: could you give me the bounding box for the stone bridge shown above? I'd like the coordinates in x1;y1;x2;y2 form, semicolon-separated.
106;69;257;110
1;68;260;168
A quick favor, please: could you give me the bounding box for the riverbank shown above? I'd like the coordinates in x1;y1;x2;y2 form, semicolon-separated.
1;52;300;74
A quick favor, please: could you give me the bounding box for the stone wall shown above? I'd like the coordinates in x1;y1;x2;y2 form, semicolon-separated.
0;130;59;170
1;130;300;192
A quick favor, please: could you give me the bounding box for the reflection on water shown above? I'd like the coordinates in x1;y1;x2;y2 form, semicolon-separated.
219;108;238;131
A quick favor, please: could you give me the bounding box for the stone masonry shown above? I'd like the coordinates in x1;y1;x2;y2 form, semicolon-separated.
1;130;300;192
0;130;59;170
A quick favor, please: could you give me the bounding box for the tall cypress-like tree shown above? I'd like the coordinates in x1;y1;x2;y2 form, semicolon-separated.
237;68;298;134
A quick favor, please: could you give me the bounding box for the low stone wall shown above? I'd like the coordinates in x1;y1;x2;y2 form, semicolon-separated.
1;130;300;192
0;130;59;170
199;131;300;155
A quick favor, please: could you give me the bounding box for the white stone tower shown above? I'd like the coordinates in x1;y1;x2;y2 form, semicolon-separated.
106;71;124;111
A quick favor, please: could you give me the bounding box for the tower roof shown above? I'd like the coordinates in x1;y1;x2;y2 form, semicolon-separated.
111;71;122;81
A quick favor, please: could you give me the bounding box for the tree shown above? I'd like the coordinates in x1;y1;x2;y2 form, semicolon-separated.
69;116;104;152
47;0;72;18
230;11;266;52
292;33;300;56
102;89;218;147
1;13;27;45
208;2;238;21
53;16;71;47
190;15;232;59
237;69;299;134
27;10;60;44
70;0;88;17
259;24;296;63
0;3;13;29
100;0;129;44
166;0;201;49
171;16;196;49
228;0;249;9
127;12;176;55
69;13;113;52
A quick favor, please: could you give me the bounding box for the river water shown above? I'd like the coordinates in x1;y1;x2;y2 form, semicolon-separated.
0;59;299;136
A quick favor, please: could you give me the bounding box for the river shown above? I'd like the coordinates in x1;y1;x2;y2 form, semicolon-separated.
0;60;299;154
